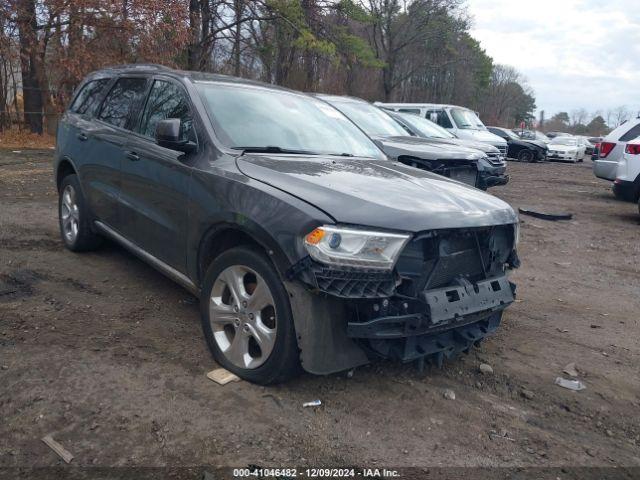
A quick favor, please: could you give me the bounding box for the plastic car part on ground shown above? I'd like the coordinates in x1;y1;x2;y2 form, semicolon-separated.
554;377;586;391
518;208;573;221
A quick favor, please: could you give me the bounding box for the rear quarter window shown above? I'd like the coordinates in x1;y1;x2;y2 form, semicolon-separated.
69;79;111;116
619;123;640;142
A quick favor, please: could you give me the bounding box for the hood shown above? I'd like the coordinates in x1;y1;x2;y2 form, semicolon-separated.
517;138;547;150
236;154;517;232
418;137;500;154
373;135;485;162
454;129;508;147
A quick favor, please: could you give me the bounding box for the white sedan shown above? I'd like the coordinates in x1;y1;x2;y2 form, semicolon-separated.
547;136;586;163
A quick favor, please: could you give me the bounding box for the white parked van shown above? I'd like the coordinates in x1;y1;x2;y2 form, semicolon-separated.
375;103;508;157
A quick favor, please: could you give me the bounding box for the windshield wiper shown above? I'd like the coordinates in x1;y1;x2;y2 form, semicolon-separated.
238;146;319;155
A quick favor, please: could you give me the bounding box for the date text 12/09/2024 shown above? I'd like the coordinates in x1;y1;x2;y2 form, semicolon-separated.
233;468;400;478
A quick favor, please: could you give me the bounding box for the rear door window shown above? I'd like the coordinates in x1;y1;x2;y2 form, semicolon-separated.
70;78;111;116
97;77;149;129
138;80;194;141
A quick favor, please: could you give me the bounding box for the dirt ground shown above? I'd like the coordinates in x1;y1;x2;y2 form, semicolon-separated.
1;149;639;474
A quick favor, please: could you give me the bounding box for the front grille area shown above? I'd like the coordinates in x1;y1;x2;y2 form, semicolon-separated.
398;157;478;187
497;145;507;156
394;225;515;296
448;166;478;186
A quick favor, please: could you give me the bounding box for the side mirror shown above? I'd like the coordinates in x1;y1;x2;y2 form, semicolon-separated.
156;118;196;153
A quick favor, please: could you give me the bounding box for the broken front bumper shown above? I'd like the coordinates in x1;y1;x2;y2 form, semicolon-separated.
287;225;519;374
478;172;509;189
347;275;514;362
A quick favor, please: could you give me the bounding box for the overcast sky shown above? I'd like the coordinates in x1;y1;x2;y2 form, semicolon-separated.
468;0;640;120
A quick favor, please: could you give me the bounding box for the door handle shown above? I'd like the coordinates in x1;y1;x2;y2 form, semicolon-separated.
77;132;88;141
125;151;140;161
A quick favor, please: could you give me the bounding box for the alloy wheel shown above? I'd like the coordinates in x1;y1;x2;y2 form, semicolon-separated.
61;185;80;244
209;265;277;369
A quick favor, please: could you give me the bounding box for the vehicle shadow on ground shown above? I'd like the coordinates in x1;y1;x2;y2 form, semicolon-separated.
612;212;640;224
97;238;199;301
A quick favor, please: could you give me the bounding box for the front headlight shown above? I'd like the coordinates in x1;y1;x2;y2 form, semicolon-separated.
304;225;411;270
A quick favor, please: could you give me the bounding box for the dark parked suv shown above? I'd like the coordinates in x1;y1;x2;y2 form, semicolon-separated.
55;64;520;384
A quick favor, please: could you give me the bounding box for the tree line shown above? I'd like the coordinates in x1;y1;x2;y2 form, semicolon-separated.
1;0;537;135
541;106;637;137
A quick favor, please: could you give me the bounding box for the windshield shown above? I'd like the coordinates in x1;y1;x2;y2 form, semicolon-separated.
450;108;485;130
323;98;408;137
396;112;455;139
536;132;550;142
195;83;385;159
503;129;520;140
550;136;577;146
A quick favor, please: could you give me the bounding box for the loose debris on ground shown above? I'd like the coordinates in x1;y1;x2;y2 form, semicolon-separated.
206;368;240;385
41;434;74;463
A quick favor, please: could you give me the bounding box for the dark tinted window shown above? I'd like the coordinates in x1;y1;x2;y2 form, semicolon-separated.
425;109;453;128
488;127;508;139
139;80;193;140
398;108;421;114
98;77;148;129
619;123;640;142
70;79;110;116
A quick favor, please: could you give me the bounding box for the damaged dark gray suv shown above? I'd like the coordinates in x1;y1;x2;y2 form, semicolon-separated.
55;65;520;384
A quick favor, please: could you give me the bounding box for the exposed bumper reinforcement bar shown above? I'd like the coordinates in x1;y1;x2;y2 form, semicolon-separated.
423;275;514;324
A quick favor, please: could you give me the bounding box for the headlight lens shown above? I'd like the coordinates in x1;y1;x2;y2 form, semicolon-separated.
304;225;411;270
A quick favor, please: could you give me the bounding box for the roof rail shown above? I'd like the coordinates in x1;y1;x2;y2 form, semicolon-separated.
104;63;172;71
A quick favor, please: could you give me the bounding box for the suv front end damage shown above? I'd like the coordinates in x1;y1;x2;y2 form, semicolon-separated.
288;223;519;372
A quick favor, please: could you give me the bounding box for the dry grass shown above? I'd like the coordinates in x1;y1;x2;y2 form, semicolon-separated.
0;128;55;150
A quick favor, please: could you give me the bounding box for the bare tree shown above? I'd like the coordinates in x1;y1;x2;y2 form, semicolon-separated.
613;106;630;128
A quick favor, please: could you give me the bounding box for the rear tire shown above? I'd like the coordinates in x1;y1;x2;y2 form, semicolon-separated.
58;174;102;252
200;246;301;384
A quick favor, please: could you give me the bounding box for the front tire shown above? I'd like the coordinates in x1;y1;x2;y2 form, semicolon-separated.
200;246;300;384
58;174;102;251
518;149;534;162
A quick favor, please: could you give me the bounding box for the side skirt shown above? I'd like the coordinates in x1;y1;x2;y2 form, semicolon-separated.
94;221;200;296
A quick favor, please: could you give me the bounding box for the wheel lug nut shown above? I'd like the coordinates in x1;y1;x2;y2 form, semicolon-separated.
233;306;239;312
248;313;254;320
242;301;247;308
